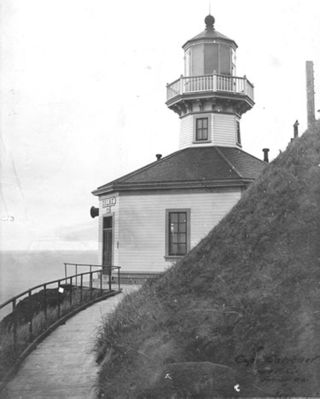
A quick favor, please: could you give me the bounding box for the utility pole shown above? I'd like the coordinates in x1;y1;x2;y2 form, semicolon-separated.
306;61;316;128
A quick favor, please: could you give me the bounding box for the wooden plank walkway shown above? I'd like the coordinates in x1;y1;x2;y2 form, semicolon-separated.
3;286;139;399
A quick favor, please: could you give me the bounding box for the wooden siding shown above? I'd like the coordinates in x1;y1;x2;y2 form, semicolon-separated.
212;114;238;147
180;114;214;149
180;113;240;149
117;189;241;272
180;115;194;149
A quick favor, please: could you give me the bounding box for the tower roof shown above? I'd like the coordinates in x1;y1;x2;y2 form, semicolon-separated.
182;14;237;49
92;146;265;196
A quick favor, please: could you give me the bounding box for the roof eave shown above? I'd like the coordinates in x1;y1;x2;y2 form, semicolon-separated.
92;178;255;196
182;37;238;50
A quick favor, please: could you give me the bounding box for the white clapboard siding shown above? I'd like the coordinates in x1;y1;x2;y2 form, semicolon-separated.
212;114;237;146
179;115;194;149
179;113;239;149
117;189;241;272
179;114;214;149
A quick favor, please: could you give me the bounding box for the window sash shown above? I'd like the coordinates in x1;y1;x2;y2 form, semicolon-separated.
196;118;209;141
236;121;241;144
168;211;188;256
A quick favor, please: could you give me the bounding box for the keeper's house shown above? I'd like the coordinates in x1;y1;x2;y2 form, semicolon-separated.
91;14;265;275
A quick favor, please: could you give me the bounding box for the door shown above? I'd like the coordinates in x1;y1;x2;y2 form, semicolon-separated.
102;216;113;270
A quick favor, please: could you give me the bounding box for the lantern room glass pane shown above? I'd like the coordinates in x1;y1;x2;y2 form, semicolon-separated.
191;44;204;76
220;45;231;75
204;43;219;74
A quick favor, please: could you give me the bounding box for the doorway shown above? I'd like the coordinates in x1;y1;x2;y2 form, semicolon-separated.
102;216;113;268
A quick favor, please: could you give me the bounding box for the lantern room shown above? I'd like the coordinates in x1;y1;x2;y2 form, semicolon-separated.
183;14;237;77
166;14;255;149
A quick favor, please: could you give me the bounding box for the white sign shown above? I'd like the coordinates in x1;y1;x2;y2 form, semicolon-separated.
102;197;116;208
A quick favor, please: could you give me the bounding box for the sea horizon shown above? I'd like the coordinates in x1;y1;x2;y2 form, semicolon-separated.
0;249;99;306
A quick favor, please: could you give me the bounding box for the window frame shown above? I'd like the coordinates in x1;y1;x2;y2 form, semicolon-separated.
236;120;241;145
193;114;212;144
165;209;191;259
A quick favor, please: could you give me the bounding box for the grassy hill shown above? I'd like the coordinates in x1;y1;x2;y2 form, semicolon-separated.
94;122;320;398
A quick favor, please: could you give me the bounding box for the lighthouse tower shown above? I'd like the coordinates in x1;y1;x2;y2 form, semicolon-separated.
166;14;254;149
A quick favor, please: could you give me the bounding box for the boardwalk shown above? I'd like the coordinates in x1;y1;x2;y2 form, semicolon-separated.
3;286;139;399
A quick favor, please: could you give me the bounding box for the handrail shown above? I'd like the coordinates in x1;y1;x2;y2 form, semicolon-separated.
0;266;120;311
0;266;121;387
63;262;118;279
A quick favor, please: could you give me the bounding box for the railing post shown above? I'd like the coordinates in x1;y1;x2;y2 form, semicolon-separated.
69;277;72;307
28;290;33;342
76;264;78;287
43;284;47;328
90;272;93;300
100;270;103;295
213;73;217;91
64;263;67;278
80;274;83;303
118;268;120;292
179;75;183;95
12;299;17;353
57;282;61;318
108;267;112;291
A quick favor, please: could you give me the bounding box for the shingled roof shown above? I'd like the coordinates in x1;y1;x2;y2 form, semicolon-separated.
92;146;265;196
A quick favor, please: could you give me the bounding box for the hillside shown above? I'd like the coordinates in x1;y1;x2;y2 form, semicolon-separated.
95;122;320;398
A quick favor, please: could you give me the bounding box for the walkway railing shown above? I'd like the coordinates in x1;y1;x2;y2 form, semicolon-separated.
63;262;109;279
166;73;254;102
0;265;121;387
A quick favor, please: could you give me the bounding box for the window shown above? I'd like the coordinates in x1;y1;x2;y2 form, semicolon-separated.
166;209;190;257
236;121;241;144
195;118;209;141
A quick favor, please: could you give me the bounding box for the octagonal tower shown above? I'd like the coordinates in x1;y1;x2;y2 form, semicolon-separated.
166;14;254;149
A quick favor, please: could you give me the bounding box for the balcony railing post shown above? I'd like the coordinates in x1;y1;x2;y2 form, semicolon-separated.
118;267;120;292
213;73;217;91
179;75;183;95
12;298;17;353
64;263;67;278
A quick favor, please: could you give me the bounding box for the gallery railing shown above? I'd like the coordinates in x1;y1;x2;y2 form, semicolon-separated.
166;73;254;102
0;265;121;389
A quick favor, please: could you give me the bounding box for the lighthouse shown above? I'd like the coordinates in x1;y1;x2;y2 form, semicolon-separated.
167;14;254;150
92;14;265;279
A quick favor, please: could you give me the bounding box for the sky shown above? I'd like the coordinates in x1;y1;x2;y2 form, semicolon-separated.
0;0;319;250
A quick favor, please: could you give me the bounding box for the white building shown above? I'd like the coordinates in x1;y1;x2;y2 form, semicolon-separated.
91;14;265;277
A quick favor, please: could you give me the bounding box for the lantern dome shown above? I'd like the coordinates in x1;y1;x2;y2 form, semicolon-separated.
183;14;237;77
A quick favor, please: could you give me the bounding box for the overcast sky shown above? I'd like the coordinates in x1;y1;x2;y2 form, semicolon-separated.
0;0;319;250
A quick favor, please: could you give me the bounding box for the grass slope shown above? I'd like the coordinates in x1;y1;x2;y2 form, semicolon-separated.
95;123;320;398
